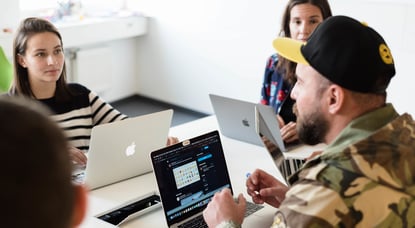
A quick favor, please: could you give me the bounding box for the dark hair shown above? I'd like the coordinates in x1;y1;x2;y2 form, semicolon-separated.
10;17;72;101
0;97;75;228
277;0;332;85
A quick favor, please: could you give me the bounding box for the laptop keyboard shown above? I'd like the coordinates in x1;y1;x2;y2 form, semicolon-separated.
71;171;85;184
71;164;86;184
179;215;208;228
244;201;264;217
279;158;306;181
178;201;263;228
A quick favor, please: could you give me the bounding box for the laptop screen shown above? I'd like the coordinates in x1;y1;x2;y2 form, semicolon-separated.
151;131;232;226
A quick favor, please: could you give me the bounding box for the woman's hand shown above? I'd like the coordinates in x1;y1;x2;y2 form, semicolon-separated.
166;136;179;146
68;146;87;166
276;115;298;143
280;121;298;143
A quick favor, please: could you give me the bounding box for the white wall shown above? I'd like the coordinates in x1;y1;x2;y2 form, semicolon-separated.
130;0;415;116
329;0;415;117
131;0;282;114
0;1;19;30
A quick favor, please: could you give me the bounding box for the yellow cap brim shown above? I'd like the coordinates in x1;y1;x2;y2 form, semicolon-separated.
272;37;309;65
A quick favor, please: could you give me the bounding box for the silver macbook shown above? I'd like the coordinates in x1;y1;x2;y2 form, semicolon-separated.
255;104;306;181
150;130;264;228
209;94;306;181
75;109;173;190
209;94;264;146
255;103;288;152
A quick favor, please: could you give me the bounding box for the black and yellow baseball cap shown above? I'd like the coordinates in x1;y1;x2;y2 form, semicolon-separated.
273;15;395;93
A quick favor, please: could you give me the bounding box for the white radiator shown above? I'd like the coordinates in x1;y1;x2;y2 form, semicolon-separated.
65;46;112;96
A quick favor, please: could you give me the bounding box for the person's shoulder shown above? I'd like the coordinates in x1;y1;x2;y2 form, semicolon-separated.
268;53;279;62
265;53;279;69
67;83;91;94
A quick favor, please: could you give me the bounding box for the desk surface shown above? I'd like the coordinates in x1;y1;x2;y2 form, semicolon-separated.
80;115;324;227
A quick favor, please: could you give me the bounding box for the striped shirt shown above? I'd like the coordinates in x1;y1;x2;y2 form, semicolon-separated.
38;83;128;153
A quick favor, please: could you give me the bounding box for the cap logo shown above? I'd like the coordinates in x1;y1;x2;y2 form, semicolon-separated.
379;44;393;65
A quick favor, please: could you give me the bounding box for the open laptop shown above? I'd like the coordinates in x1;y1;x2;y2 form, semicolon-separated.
150;130;264;228
255;103;288;152
74;109;173;190
209;94;306;180
209;94;297;149
209;94;264;146
255;104;306;181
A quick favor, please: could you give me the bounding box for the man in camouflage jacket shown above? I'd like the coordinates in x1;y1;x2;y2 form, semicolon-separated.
275;104;415;227
203;16;415;228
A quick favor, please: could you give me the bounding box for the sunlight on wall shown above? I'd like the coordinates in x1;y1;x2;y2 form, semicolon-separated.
19;0;56;11
19;0;125;18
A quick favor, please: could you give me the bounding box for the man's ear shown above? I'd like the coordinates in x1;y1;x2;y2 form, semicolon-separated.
72;184;88;227
327;85;345;114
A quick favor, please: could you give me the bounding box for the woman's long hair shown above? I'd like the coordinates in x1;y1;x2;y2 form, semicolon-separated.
10;17;72;101
277;0;332;85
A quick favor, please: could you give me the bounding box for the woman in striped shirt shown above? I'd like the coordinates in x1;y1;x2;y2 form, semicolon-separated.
9;17;178;166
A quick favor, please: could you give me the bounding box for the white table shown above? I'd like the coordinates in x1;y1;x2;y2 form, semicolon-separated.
81;115;324;227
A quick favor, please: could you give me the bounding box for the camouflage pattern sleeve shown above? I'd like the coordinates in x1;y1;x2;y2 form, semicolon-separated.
271;113;415;227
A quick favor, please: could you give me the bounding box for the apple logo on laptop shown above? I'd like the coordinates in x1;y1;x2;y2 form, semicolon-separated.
125;142;136;156
242;118;250;127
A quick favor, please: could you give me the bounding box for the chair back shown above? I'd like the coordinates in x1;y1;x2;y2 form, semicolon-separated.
0;46;13;93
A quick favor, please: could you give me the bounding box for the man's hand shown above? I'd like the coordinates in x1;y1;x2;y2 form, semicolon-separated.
246;169;288;208
203;189;246;227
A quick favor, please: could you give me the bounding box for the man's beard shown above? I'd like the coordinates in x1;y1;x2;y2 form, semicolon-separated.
296;108;328;145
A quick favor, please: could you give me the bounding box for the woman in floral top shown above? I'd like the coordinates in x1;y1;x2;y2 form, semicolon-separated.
260;0;332;143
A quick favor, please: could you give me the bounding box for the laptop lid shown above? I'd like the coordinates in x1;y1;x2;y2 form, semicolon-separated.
255;104;309;181
209;94;263;146
84;109;173;190
255;103;287;152
150;130;233;227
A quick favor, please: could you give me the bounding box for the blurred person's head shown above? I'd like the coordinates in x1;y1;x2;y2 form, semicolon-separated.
0;97;87;228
